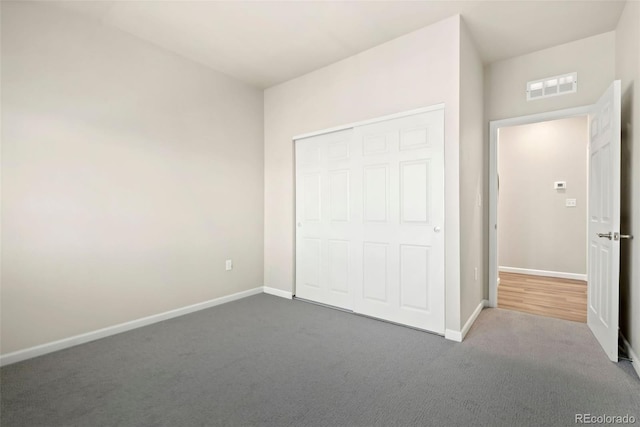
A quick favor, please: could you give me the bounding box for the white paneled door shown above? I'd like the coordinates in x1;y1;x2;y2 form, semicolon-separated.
295;128;356;310
588;81;622;362
295;108;445;334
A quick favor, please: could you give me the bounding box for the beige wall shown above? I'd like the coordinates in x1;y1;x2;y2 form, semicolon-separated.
486;32;615;121
615;0;640;361
264;16;465;331
498;117;588;275
1;3;264;354
459;20;486;325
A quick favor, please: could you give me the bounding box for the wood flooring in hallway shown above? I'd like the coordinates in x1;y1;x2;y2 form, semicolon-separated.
498;272;587;323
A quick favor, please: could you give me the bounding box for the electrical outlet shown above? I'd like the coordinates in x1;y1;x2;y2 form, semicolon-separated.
474;267;478;281
225;260;233;271
566;199;577;207
554;181;567;190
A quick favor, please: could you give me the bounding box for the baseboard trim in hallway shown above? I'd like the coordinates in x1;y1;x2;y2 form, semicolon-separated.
499;266;587;281
0;286;265;367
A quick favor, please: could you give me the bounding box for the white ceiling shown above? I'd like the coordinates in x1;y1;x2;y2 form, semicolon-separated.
55;0;626;88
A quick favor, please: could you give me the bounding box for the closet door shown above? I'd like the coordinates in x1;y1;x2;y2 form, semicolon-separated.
295;107;445;334
353;110;445;333
295;129;357;310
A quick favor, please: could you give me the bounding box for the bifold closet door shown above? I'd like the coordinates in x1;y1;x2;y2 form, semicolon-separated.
295;108;445;333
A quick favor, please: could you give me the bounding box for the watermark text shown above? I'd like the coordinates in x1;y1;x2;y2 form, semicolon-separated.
575;414;636;424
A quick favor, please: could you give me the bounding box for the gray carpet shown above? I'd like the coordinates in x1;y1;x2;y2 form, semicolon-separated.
1;294;639;427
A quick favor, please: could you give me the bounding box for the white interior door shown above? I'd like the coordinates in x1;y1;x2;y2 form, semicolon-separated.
295;108;445;334
588;80;621;362
295;128;356;310
352;111;445;333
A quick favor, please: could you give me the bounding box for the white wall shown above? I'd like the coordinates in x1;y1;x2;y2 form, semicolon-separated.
459;20;486;325
486;32;615;121
498;117;588;275
615;0;640;364
264;16;465;331
1;2;264;354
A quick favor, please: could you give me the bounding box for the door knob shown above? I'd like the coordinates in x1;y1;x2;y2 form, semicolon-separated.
615;232;633;240
597;232;612;240
434;226;441;233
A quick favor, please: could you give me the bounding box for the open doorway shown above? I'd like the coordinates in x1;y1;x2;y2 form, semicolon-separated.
488;105;593;323
496;116;589;322
489;82;622;361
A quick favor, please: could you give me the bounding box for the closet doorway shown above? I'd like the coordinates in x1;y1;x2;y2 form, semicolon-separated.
294;106;446;334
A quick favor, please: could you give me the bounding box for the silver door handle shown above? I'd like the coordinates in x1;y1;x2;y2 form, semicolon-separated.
434;226;441;233
619;233;633;240
597;232;612;240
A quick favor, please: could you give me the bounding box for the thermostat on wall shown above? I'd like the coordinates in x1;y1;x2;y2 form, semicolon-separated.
554;181;567;190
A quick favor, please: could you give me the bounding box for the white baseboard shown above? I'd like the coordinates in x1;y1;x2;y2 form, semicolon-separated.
0;286;264;367
462;299;489;340
445;299;488;343
263;286;293;299
444;329;463;342
622;334;640;379
499;266;587;281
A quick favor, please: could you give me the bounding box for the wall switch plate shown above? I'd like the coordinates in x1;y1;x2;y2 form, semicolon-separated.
225;260;233;271
566;199;577;207
554;181;567;190
476;193;482;207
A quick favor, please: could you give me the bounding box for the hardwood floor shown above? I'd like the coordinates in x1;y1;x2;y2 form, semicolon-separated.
498;272;587;323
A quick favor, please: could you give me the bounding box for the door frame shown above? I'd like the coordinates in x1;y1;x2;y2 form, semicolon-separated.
488;104;593;307
293;105;445;141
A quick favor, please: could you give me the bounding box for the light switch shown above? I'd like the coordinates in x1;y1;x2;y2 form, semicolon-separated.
566;199;577;207
225;260;233;271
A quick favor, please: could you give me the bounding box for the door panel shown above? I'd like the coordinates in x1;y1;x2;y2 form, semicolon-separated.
362;242;389;303
302;173;321;221
400;244;430;311
363;165;389;223
295;129;356;309
295;108;445;333
588;80;621;362
400;127;429;150
329;171;350;222
328;240;349;294
400;160;430;224
353;110;445;333
301;238;321;288
363;132;390;156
